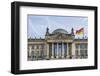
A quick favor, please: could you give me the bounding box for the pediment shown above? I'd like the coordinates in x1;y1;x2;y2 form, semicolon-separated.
50;33;67;39
47;33;74;40
55;33;66;39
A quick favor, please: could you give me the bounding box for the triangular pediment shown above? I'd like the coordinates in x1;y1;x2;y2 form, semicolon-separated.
55;33;66;39
47;33;74;40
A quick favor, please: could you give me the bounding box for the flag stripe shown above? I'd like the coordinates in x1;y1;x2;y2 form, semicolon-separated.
76;28;84;35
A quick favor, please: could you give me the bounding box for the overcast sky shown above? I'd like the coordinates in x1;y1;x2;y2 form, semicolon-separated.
27;15;88;39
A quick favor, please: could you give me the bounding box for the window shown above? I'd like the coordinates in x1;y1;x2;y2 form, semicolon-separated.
64;43;67;56
54;43;57;57
41;44;44;49
36;45;39;49
58;43;62;57
75;44;87;59
32;45;34;49
75;44;79;58
76;44;79;49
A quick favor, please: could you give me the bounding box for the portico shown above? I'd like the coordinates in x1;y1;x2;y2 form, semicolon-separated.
46;41;72;59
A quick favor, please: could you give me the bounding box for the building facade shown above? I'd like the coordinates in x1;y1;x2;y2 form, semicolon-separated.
28;28;88;61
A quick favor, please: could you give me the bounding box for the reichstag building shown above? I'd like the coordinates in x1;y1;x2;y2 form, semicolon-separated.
28;28;88;61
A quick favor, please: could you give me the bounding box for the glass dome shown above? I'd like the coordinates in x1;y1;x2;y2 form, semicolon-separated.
52;28;68;34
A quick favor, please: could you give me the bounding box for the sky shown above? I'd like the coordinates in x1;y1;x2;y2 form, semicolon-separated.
27;15;88;39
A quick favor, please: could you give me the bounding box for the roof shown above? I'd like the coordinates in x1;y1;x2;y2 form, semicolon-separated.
28;38;45;42
28;38;87;42
74;39;88;41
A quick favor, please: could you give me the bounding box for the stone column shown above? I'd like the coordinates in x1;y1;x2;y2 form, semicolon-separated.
62;43;64;58
51;43;54;58
56;43;59;58
67;43;69;58
72;42;75;59
46;43;49;59
29;46;32;60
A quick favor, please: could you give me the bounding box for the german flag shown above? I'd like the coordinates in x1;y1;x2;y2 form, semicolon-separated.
76;28;84;35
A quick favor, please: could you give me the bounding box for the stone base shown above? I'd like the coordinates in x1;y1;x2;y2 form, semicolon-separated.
46;56;50;59
51;56;54;58
66;55;70;58
71;55;76;59
62;56;64;58
56;56;59;58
